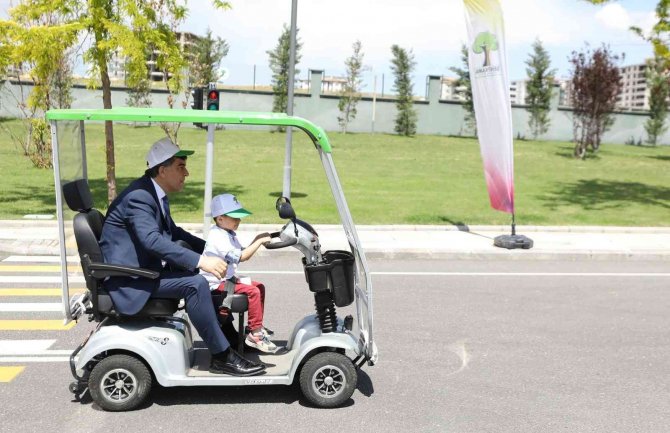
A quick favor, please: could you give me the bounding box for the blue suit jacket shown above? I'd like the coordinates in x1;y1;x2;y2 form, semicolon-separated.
99;175;206;315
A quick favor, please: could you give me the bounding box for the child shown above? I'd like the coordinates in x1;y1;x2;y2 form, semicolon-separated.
200;193;278;353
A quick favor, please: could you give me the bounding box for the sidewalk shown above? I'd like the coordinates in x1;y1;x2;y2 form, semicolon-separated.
0;220;669;260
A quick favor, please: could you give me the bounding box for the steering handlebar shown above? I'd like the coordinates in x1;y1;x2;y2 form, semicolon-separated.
264;231;298;250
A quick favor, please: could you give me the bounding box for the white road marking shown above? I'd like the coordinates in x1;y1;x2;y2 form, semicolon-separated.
0;340;70;355
0;272;668;283
368;271;670;277
0;276;85;283
0;340;72;364
0;356;70;363
0;303;63;312
2;256;79;263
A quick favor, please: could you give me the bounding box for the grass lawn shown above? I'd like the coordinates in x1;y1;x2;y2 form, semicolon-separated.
1;119;669;226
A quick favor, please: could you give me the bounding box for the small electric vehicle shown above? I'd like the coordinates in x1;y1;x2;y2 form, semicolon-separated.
47;108;377;410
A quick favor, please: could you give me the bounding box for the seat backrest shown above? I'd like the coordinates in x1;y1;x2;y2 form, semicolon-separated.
63;179;111;320
62;179;179;320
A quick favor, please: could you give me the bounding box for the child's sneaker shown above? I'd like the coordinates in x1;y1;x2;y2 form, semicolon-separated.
245;331;278;353
245;325;274;337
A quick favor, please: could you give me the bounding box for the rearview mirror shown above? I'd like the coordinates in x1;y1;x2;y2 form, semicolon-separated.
275;197;296;220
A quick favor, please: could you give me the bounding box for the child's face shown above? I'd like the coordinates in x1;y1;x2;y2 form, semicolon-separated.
216;214;241;231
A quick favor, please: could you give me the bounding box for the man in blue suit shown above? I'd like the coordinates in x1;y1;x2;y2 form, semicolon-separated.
99;137;264;376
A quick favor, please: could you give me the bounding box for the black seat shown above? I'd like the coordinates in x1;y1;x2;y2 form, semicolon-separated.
63;179;178;321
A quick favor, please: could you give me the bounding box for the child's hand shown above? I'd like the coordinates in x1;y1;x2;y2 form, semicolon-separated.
254;232;272;245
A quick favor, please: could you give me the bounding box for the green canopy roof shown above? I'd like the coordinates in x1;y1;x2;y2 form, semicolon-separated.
46;107;332;153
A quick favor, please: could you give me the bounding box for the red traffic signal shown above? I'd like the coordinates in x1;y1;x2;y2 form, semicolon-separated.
206;90;220;111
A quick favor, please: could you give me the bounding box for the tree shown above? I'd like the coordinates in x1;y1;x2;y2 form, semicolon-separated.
267;23;302;127
472;32;498;68
525;38;555;139
337;40;365;134
190;29;230;88
390;44;417;136
1;0;231;203
0;5;77;169
450;44;476;136
569;44;622;159
644;56;670;145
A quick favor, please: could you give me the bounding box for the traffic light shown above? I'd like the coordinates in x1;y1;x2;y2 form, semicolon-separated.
190;87;204;128
206;89;220;111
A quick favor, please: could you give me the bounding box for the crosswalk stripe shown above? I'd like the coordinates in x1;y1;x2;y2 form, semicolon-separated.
0;366;25;382
0;265;73;273
0;357;69;363
0;303;62;312
0;276;85;284
0;320;76;331
0;340;72;355
0;339;55;354
0;288;85;297
3;256;79;263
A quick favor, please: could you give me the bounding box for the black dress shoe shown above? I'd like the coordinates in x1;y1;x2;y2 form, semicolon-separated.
209;349;266;376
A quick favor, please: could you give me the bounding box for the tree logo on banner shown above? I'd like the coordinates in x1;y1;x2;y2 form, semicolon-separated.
472;31;501;77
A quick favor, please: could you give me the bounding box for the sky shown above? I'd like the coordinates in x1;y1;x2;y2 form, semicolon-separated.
1;0;659;94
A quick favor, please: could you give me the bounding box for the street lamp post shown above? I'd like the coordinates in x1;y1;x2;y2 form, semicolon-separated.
282;0;298;199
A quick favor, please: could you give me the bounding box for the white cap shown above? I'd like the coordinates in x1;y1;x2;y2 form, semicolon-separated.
211;194;252;218
146;137;194;169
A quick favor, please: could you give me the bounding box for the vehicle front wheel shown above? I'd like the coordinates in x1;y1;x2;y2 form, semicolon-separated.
299;352;357;408
88;354;152;412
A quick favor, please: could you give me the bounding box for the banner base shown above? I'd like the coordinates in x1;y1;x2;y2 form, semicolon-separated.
494;234;533;250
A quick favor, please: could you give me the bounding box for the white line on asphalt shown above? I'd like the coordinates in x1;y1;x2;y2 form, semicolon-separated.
0;276;85;283
368;272;670;277
2;256;79;263
245;271;670;277
0;272;669;283
0;340;71;355
0;356;70;363
0;303;63;312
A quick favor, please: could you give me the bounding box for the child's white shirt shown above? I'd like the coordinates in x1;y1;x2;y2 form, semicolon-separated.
199;225;243;290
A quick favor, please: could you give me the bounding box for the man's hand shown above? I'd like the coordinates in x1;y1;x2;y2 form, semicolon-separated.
198;256;228;279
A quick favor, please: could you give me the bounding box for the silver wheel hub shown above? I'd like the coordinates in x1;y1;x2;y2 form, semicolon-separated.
100;368;138;403
311;365;345;399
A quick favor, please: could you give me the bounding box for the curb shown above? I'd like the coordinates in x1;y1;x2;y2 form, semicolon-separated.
2;220;670;234
1;220;669;260
4;243;668;262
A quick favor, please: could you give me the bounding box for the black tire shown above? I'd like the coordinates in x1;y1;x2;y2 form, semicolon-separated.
299;352;357;408
88;354;152;412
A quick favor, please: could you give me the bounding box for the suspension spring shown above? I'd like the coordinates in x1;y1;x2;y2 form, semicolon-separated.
314;290;338;333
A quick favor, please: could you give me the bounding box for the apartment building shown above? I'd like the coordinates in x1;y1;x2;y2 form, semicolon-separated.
108;31;202;83
617;63;649;111
296;74;347;93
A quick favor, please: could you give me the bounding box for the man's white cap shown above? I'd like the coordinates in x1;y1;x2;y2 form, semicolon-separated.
211;194;252;219
146;137;194;169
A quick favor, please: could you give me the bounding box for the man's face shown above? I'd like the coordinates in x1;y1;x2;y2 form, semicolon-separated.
158;157;189;193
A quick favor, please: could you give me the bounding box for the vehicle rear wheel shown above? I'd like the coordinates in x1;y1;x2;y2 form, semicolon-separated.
299;352;357;408
88;354;152;412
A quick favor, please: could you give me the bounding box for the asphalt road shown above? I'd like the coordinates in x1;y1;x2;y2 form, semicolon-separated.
1;255;669;433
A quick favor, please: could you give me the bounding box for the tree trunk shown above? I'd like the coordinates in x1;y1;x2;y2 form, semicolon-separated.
101;67;116;204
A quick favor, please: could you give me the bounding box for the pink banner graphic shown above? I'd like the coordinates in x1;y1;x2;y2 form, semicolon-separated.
463;0;515;214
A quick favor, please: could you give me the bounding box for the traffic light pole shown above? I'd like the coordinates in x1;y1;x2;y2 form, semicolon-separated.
203;123;215;239
203;82;216;238
282;0;298;200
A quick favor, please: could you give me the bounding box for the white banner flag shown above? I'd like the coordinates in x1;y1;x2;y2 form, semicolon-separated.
463;0;514;214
